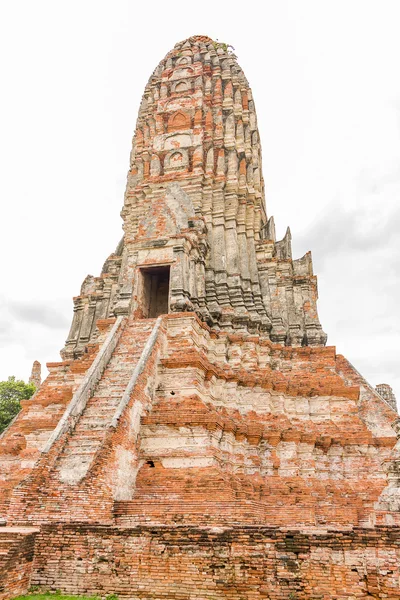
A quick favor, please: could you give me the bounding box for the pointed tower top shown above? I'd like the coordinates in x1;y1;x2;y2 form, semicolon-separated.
173;35;226;48
63;36;327;357
29;360;41;390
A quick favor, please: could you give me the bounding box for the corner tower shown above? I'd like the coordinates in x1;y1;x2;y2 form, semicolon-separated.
63;35;326;358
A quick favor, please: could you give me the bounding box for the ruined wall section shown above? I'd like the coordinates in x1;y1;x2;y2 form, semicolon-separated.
120;313;398;529
376;383;397;411
30;524;400;600
0;319;117;518
0;527;39;600
62;245;124;358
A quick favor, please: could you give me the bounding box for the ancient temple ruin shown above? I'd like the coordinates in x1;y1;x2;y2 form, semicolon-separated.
1;36;400;600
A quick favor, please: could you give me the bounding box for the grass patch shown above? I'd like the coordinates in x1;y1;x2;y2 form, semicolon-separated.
14;596;101;600
14;590;118;600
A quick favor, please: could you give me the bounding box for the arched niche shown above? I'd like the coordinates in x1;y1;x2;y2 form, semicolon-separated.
168;111;191;132
164;149;189;172
176;56;192;66
172;80;191;94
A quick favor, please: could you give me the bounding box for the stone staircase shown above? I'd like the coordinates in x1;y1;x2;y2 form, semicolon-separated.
55;318;157;484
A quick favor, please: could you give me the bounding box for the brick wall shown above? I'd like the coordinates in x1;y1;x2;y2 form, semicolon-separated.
31;523;400;599
0;527;38;600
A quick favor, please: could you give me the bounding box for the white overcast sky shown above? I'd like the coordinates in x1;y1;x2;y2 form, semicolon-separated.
0;1;399;402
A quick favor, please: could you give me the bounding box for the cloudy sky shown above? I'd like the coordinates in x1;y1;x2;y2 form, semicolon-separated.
0;1;399;401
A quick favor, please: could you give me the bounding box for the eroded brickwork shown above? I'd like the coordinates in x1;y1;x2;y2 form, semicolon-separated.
376;383;397;411
28;360;41;389
30;524;400;600
0;35;398;599
0;528;38;600
0;320;116;517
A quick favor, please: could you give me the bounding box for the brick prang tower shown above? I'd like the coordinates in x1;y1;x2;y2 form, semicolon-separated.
1;36;400;600
376;383;397;411
62;34;326;360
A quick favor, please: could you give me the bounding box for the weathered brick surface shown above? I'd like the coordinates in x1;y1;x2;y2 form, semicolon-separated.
2;313;399;596
0;528;38;600
7;317;163;526
0;35;399;599
63;35;328;355
30;524;400;599
0;320;115;518
28;360;41;389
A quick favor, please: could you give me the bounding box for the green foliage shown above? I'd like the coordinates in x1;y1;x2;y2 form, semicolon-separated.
0;376;36;434
212;40;235;53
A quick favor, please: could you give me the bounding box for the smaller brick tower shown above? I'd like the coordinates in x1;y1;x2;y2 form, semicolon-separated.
376;383;397;411
28;361;41;390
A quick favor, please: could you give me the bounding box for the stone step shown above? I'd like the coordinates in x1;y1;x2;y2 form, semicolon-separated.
58;455;92;469
95;379;130;389
101;360;138;370
74;414;114;426
54;318;157;480
62;449;98;459
77;406;119;418
113;344;149;352
79;411;118;422
74;419;113;431
96;376;131;385
80;406;119;417
62;447;101;457
62;437;102;448
65;435;101;446
74;422;113;431
90;390;125;399
84;395;122;407
93;387;128;397
82;405;118;416
61;453;99;463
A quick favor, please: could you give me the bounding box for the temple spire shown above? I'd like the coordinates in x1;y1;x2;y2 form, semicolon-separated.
62;35;326;357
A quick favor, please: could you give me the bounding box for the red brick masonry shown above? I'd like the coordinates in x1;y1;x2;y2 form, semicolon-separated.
30;523;400;600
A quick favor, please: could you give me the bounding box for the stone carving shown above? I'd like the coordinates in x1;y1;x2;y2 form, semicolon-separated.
63;34;326;357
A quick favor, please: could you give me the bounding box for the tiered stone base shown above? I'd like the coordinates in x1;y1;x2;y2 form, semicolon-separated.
1;315;399;598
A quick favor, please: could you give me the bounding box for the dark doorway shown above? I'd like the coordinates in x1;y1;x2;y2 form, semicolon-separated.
139;266;170;318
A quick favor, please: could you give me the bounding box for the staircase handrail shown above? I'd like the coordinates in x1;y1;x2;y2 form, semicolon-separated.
111;316;163;428
42;316;124;453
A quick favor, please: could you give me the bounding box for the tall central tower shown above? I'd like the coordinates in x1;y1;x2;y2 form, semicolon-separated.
64;35;326;359
1;36;398;600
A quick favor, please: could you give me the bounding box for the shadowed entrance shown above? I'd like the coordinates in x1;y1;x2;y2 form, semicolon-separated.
139;266;170;318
